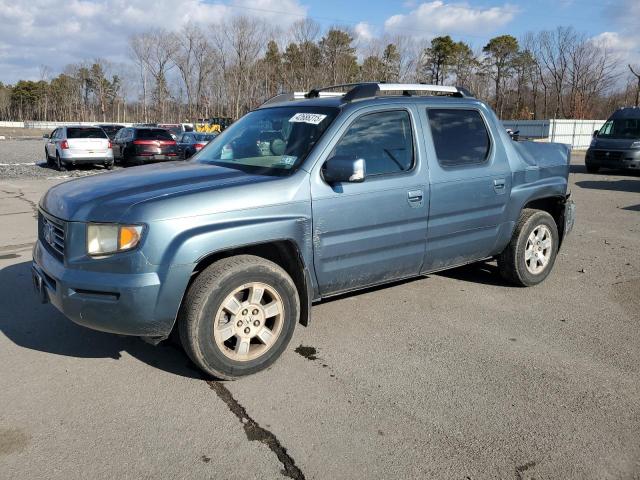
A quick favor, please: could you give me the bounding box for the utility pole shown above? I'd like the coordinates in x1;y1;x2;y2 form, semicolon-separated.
629;64;640;107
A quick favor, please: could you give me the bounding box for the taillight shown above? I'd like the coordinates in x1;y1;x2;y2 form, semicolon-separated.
108;140;112;149
194;143;206;150
133;140;156;145
60;140;69;149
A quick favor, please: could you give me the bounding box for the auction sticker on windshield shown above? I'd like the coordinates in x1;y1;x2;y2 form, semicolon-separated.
289;113;327;125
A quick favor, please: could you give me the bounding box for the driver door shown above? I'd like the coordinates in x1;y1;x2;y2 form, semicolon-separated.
310;106;428;295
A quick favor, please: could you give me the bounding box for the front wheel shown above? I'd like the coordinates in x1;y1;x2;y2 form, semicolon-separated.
178;255;300;379
497;209;559;287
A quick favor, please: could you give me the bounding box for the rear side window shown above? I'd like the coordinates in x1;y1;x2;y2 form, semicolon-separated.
331;110;414;176
427;109;490;167
135;129;174;140
67;127;108;139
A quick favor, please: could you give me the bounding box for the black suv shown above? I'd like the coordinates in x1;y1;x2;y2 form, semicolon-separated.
586;107;640;173
112;127;178;165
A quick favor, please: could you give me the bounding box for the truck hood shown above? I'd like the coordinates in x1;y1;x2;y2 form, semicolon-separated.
591;137;638;150
41;161;274;222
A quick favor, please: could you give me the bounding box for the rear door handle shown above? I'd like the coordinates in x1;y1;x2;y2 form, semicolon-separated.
493;178;506;193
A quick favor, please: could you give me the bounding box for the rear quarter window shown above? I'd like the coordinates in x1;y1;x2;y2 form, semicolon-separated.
427;109;491;167
67;127;108;139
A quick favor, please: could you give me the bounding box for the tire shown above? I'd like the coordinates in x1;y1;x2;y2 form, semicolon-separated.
585;163;599;174
55;153;66;172
45;148;52;166
179;255;300;379
497;209;559;287
105;161;114;170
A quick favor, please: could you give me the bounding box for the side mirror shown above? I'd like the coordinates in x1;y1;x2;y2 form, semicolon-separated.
42;133;49;139
323;156;366;184
593;130;599;138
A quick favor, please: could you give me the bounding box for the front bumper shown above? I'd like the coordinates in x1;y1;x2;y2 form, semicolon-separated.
586;148;640;169
31;240;193;338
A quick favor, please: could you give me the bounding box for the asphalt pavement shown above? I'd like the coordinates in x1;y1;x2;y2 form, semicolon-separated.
1;147;639;479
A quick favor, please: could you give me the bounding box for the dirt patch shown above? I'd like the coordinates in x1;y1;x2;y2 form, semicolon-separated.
0;427;30;456
294;345;317;361
611;278;640;316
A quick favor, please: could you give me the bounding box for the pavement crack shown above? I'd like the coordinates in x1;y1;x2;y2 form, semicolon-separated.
515;460;536;479
206;380;305;480
1;189;38;218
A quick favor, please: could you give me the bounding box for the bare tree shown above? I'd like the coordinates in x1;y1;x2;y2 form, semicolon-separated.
629;64;640;107
129;33;152;122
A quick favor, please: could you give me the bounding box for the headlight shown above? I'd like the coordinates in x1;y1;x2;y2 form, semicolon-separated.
630;141;640;149
87;223;144;256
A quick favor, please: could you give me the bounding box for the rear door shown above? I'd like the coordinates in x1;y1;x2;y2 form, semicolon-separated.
420;106;512;271
310;105;429;295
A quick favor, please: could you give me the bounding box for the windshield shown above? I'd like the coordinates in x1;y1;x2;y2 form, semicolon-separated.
598;118;640;139
195;106;339;175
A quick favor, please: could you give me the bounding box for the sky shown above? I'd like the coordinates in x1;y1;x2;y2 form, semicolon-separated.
0;0;638;84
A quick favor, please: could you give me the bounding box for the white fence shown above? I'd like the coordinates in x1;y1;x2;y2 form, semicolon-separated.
0;121;133;129
501;119;606;149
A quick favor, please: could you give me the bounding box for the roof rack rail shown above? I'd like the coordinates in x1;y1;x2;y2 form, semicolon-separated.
261;82;474;107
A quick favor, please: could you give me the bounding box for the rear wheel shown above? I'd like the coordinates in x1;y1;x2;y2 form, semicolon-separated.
497;209;559;287
179;255;299;379
104;160;114;170
585;163;599;174
55;153;66;172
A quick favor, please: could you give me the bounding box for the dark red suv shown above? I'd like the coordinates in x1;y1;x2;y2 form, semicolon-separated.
112;127;178;165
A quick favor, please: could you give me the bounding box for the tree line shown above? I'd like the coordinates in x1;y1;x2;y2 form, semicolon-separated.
0;18;638;123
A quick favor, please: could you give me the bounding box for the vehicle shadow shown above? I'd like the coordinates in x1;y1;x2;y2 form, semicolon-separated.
35;159;116;173
434;261;512;287
575;179;640;193
569;164;587;174
0;260;200;379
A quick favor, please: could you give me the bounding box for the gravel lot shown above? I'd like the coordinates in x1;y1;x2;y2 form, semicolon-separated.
0;141;639;479
0;139;122;179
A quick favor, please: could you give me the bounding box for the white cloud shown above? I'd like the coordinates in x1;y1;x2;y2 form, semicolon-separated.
0;0;307;83
592;32;640;67
354;22;375;42
384;1;517;38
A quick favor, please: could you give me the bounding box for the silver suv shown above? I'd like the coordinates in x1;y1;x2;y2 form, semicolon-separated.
44;126;114;171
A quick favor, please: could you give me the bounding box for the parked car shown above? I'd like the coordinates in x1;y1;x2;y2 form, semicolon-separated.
158;123;194;139
97;124;125;140
43;126;113;171
111;127;178;165
585;107;640;173
32;83;575;379
177;132;217;159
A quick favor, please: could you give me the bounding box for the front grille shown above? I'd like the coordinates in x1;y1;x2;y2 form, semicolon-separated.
592;150;623;162
39;210;66;260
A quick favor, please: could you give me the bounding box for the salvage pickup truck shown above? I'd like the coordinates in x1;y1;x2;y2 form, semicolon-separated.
32;83;575;379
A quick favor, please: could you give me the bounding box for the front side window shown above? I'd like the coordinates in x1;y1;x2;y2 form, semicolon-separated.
196;106;338;176
330;110;414;176
427;109;490;167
